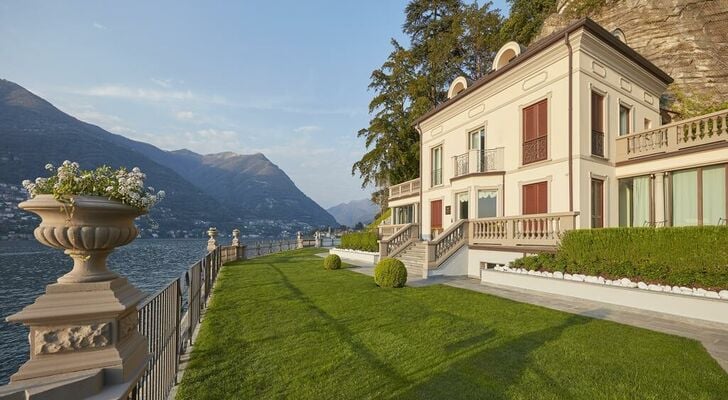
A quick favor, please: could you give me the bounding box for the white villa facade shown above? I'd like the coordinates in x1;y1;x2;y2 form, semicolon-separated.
381;18;728;278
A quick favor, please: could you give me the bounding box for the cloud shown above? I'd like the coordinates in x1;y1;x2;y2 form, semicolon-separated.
151;78;173;88
175;111;196;120
293;125;321;133
92;22;107;30
73;85;205;102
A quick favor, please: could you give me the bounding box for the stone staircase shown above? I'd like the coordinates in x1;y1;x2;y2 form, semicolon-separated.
393;241;426;278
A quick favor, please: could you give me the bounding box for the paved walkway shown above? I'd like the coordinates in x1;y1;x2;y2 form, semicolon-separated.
326;254;728;373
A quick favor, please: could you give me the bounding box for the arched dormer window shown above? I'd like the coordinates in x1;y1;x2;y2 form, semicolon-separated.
447;76;468;99
612;28;626;44
492;41;524;71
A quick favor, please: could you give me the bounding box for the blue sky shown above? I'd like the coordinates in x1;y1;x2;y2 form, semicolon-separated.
0;0;509;208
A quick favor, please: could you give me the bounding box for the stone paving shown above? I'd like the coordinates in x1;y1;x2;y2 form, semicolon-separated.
326;254;728;373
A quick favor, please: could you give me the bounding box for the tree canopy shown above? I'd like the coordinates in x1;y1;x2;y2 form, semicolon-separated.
353;0;555;204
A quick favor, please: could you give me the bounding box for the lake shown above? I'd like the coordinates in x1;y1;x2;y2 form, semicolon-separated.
0;239;211;385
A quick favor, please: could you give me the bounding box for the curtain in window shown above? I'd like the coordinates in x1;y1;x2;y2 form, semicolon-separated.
457;192;469;220
672;170;698;226
619;106;630;136
702;166;726;225
477;190;497;218
633;176;650;226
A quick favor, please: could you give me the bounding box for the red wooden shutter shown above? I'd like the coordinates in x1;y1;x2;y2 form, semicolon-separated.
523;105;536;141
523;182;548;215
536;100;548;138
431;200;443;229
591;93;604;132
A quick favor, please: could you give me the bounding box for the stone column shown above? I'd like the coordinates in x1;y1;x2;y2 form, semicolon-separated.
207;227;218;252
1;195;148;399
314;231;322;248
231;228;241;246
296;231;303;249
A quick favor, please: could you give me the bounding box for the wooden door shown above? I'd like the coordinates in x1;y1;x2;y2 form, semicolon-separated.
431;200;443;236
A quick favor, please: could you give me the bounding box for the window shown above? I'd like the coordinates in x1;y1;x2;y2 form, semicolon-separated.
456;192;469;220
522;99;548;164
394;205;414;224
431;146;442;186
591;179;604;228
618;176;650;227
477;189;498;218
591;92;605;157
619;104;631;136
671;166;726;226
522;182;548;214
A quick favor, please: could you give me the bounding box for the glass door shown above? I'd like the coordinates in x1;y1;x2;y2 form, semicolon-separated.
469;128;485;172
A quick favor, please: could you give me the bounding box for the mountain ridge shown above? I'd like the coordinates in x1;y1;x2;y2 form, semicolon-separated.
0;78;337;237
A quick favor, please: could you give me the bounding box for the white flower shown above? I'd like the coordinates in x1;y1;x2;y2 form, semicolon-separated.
22;179;31;187
132;167;141;173
45;163;54;171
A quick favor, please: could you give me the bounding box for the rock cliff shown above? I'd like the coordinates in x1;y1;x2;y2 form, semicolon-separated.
536;0;728;116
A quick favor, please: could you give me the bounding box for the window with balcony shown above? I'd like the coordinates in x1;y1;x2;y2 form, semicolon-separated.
619;104;631;136
522;99;548;165
431;146;442;187
591;92;605;157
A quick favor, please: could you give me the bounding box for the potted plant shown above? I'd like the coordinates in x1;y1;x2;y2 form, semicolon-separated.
20;161;165;283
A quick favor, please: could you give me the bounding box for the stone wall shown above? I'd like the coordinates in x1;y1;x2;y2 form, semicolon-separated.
537;0;728;113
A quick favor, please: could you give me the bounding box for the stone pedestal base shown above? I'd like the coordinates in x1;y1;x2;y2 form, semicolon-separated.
6;278;148;386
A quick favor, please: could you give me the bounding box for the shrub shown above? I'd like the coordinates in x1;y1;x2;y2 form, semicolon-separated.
510;227;728;290
340;231;378;252
323;254;341;270
374;258;407;288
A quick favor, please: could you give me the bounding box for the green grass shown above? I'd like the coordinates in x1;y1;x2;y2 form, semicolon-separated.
176;248;728;400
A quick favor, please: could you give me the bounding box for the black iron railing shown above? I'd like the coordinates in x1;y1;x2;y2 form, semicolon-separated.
128;237;336;399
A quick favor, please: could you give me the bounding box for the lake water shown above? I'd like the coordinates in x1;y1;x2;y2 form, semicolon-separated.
0;239;211;385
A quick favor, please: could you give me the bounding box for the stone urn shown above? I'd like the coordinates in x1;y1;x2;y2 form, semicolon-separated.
231;228;241;246
207;227;218;252
18;194;144;283
7;194;148;390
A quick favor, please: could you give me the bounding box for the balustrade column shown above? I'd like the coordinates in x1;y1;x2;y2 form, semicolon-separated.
207;227;218;252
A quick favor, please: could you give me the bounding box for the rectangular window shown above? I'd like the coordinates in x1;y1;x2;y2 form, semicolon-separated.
457;192;469;220
619;104;631;136
591;179;604;228
618;176;650;227
477;189;498;218
672;169;698;226
591;92;605;157
394;205;414;224
522;181;548;215
431;146;442;187
702;166;726;225
522;99;548;164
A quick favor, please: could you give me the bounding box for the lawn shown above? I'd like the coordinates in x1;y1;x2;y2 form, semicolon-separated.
176;248;728;400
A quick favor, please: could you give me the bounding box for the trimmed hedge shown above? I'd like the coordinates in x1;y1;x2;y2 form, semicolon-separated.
374;258;407;288
340;231;378;252
511;227;728;290
323;254;341;270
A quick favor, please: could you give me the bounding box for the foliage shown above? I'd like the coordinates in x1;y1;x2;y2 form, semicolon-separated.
499;0;557;45
22;161;164;210
177;248;728;399
367;208;392;232
353;0;504;191
323;254;342;270
374;258;408;288
511;227;728;290
666;85;728;120
340;231;379;252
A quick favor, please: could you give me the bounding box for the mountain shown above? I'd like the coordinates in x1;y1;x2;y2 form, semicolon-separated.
326;199;378;227
0;78;337;237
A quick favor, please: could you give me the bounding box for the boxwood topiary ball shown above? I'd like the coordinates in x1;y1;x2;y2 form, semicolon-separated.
374;258;407;288
323;254;341;270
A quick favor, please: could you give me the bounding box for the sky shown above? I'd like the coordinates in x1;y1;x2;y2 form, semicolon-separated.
0;0;509;208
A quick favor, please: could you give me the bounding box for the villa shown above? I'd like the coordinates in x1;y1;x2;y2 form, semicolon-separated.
382;18;728;278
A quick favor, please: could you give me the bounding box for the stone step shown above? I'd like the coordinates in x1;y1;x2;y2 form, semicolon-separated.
398;256;424;264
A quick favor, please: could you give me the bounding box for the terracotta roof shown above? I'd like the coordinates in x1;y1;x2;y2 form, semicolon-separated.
414;17;673;126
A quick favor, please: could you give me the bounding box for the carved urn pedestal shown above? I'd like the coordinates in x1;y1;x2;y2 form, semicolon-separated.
5;195;149;397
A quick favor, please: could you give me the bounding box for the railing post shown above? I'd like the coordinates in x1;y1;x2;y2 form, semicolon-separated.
379;239;388;258
207;227;218;252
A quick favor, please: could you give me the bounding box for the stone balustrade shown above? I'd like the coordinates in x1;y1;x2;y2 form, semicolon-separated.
616;108;728;162
469;212;579;247
388;177;421;200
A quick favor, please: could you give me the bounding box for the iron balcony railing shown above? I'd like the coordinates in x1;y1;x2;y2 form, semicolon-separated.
452;148;504;178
